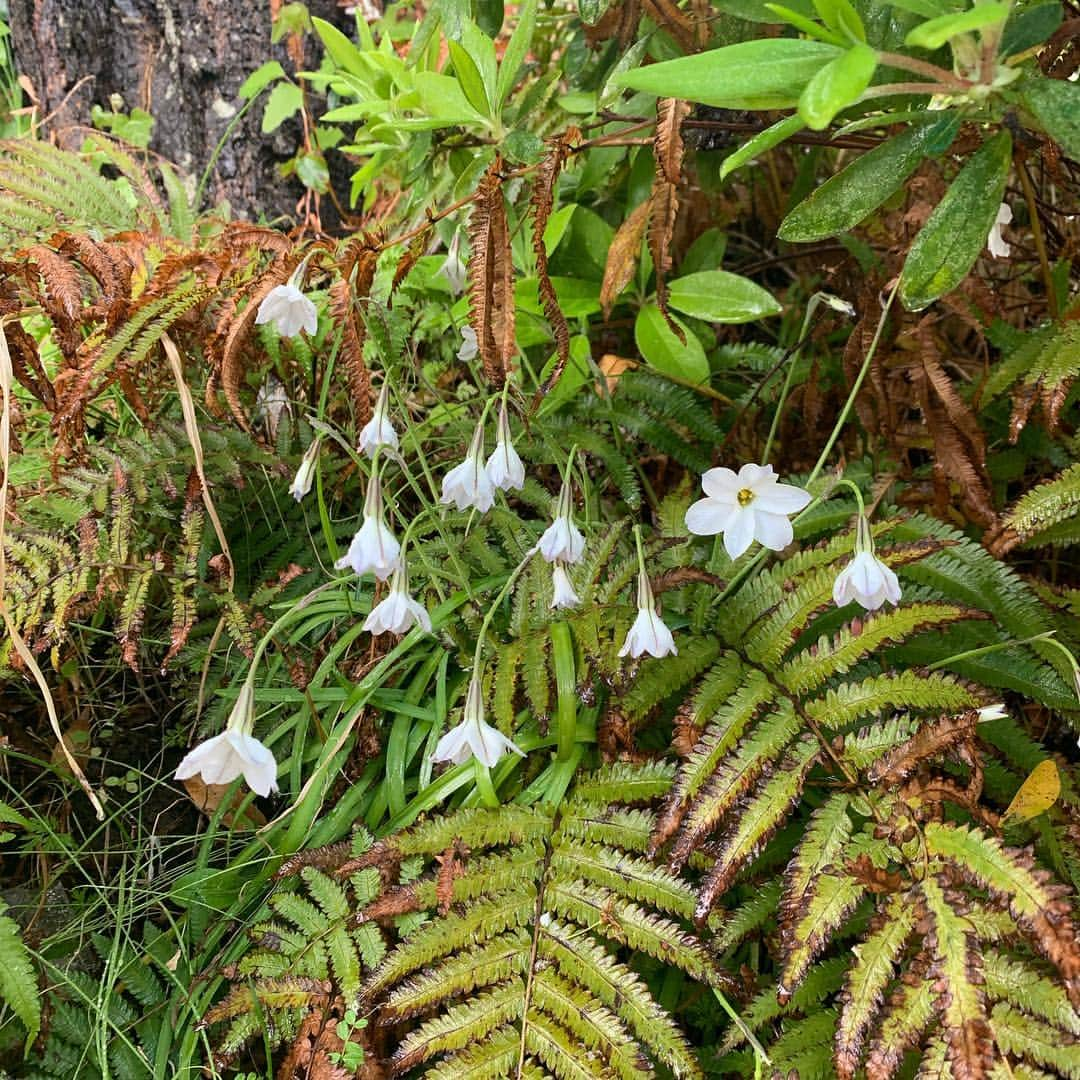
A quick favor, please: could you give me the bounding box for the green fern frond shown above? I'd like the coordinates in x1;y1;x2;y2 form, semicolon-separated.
0;901;40;1049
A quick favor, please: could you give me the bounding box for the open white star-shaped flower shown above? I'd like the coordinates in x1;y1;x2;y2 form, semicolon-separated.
685;463;811;560
430;678;524;768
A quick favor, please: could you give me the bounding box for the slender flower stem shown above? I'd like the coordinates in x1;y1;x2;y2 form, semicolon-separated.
762;295;826;465
471;547;541;674
808;284;898;485
927;630;1057;670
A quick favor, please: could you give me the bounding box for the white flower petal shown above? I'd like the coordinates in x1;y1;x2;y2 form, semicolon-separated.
485;441;525;491
685;497;734;536
175;730;278;796
335;515;401;580
358;416;399;458
619;607;677;658
551;564;580;610
722;507;756;559
256;284;318;338
440;454;495;512
750;481;812;515
469;718;525;767
226;730;279;797
538;516;585;564
700;467;741;501
431;720;474;765
753;510;794;552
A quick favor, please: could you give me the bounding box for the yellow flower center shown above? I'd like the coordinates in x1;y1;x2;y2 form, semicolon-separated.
737;487;755;507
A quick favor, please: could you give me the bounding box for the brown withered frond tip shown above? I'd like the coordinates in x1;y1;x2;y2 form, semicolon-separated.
649;98;692;343
467;158;515;387
530;128;579;409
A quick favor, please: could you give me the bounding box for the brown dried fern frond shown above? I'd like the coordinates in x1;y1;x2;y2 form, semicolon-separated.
648;98;692;342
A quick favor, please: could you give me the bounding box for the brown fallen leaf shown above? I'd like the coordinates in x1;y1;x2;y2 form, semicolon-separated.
182;775;266;829
598;354;634;394
600;197;652;319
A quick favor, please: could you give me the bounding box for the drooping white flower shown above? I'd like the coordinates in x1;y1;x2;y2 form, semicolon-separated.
358;383;399;459
832;514;902;611
619;568;677;659
987;203;1013;259
363;564;432;636
539;476;585;564
458;325;479;362
550;562;580;610
335;469;401;580
485;400;525;492
437;231;467;295
289;438;321;502
685;462;811;560
430;677;524;768
977;704;1008;722
255;271;318;337
441;419;495;512
175;679;278;797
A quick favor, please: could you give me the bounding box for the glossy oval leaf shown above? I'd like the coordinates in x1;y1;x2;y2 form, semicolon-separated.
899;130;1012;311
779;115;960;242
635;304;710;383
1021;76;1080;161
668;270;782;323
905;2;1010;48
617;40;842;110
798;44;878;130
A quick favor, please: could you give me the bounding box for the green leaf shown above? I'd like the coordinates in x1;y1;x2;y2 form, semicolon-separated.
905;2;1010;48
449;39;492;117
812;0;867;39
779;115;959;241
721;114;807;179
0;902;40;1052
1000;2;1062;57
1021;77;1080;161
797;43;878;130
296;153;330;193
261;81;303;134
460;20;499;107
765;4;845;43
617;40;843;111
899;130;1012;310
579;0;612;22
667;270;782;323
312;16;366;76
239;60;286;99
635;305;710;383
496;0;537;106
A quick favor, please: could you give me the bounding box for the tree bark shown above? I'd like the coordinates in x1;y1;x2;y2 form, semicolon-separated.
8;0;351;221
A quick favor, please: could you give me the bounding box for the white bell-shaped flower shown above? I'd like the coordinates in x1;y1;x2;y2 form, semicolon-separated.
436;231;467;295
430;677;524;768
832;515;901;611
485;400;525;491
363;564;432;636
441;419;495;512
358;383;399;459
550;562;580;610
539;476;585;564
977;704;1008;722
335;469;401;580
458;325;479;362
987;203;1012;259
289;438;321;502
255;260;318;338
174;679;278;797
685;462;811;560
619;567;677;659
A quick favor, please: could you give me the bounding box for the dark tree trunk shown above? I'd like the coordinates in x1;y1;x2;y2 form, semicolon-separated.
8;0;351;221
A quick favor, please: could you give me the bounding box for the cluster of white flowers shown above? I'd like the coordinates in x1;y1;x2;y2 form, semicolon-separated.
183;277;938;798
440;400;525;512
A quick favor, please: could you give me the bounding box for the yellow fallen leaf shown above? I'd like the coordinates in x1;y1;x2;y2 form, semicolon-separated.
1002;759;1060;824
